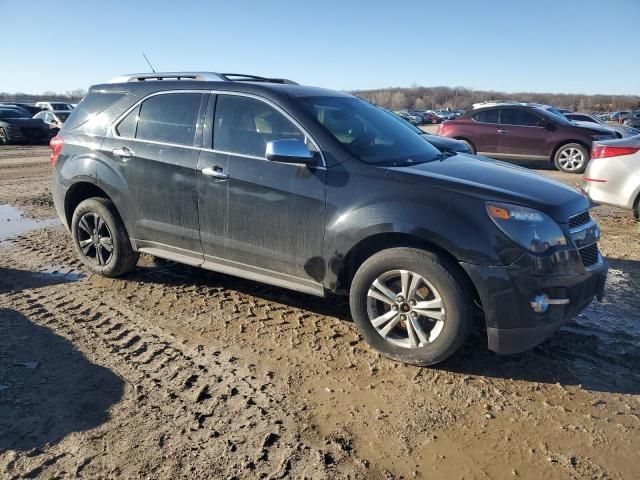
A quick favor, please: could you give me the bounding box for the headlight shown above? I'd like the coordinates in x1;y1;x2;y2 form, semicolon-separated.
591;135;614;140
486;202;567;253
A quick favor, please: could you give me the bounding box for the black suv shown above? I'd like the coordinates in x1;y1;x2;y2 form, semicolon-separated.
50;72;607;365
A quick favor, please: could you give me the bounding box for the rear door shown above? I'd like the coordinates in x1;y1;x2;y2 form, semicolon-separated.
197;93;326;293
497;108;549;157
470;109;500;154
100;91;207;262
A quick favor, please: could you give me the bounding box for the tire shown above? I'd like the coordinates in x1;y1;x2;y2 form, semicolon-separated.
71;197;139;277
349;247;473;366
0;128;8;146
457;139;475;154
554;143;589;174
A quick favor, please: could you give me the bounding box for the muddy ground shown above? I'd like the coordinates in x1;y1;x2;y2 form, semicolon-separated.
0;145;638;479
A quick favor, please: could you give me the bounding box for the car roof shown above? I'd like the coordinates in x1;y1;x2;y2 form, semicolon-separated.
90;79;353;105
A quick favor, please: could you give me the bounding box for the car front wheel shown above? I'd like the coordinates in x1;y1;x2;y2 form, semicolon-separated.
554;143;589;173
349;247;473;366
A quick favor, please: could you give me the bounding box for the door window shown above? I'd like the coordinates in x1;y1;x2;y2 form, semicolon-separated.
473;109;499;124
213;95;305;158
500;109;540;127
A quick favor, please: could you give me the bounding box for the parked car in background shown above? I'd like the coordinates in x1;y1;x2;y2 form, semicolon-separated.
1;102;43;115
582;136;640;218
394;111;421;125
33;110;72;134
36;101;75;111
381;109;472;154
50;71;606;365
565;112;639;138
622;111;640;128
609;111;630;123
437;104;617;173
0;107;51;145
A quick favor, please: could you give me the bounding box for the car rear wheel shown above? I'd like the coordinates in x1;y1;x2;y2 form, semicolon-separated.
0;128;8;145
457;139;475;154
554;143;588;173
71;198;139;277
349;247;472;366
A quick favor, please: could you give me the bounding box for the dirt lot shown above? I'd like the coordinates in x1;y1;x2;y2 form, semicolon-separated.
1;145;639;479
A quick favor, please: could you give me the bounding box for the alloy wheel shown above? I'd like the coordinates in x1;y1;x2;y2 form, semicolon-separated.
75;212;114;266
558;147;585;172
366;269;445;349
0;128;7;145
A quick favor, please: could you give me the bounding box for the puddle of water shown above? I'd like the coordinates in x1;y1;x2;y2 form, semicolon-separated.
0;204;60;241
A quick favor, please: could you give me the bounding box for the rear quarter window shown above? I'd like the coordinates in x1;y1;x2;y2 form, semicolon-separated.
63;92;125;130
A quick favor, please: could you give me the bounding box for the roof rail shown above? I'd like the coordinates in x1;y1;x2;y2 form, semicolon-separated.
108;72;227;83
108;72;298;85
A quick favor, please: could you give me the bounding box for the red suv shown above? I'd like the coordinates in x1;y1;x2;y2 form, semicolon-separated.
437;105;617;173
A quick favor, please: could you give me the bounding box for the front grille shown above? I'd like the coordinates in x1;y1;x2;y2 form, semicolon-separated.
569;210;590;229
579;243;599;267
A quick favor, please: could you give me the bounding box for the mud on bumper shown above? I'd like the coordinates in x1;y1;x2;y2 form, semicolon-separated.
461;254;608;355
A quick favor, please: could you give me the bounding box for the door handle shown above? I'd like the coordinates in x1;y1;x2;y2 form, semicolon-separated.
497;129;508;134
112;147;133;158
202;166;229;180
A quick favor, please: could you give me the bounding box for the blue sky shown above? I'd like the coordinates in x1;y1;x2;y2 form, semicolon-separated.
1;0;638;95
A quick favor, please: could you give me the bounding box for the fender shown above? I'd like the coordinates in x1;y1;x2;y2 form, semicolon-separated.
322;196;513;291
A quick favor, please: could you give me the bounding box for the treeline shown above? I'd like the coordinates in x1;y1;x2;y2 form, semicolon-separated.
0;89;87;103
352;86;640;113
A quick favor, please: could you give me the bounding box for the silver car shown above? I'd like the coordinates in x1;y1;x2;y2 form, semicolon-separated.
582;135;640;218
565;112;640;138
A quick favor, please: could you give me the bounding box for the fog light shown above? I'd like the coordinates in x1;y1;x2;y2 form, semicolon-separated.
530;293;570;313
530;294;550;313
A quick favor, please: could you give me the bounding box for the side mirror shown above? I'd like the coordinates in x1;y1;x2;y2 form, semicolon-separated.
266;139;317;166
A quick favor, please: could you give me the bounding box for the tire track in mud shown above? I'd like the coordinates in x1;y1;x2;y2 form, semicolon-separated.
1;231;364;479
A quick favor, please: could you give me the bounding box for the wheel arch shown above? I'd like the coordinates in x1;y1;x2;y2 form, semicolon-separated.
64;181;113;227
337;232;480;305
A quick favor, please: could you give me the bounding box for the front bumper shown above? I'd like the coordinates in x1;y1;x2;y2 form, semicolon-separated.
461;252;608;354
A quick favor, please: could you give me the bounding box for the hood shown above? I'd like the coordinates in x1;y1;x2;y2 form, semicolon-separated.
386;153;589;223
570;121;616;136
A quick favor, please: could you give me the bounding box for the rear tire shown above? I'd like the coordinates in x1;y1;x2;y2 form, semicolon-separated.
554;143;588;174
0;128;8;145
71;198;139;277
457;139;475;154
349;247;473;366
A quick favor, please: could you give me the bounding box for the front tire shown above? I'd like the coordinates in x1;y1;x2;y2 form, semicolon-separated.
554;143;588;173
71;198;139;277
349;247;473;366
0;128;8;145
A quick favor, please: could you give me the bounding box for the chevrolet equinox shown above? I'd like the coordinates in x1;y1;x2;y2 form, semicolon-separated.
50;72;607;365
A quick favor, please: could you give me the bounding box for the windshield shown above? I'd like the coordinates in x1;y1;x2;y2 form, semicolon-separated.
54;112;71;122
533;106;573;125
49;103;72;110
0;109;29;119
299;96;441;166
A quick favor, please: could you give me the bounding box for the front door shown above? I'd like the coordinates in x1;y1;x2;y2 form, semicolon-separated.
496;108;549;157
197;93;326;292
101;91;207;261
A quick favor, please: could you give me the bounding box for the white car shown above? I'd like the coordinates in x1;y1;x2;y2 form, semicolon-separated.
35;101;75;111
33;110;72;129
582;135;640;218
